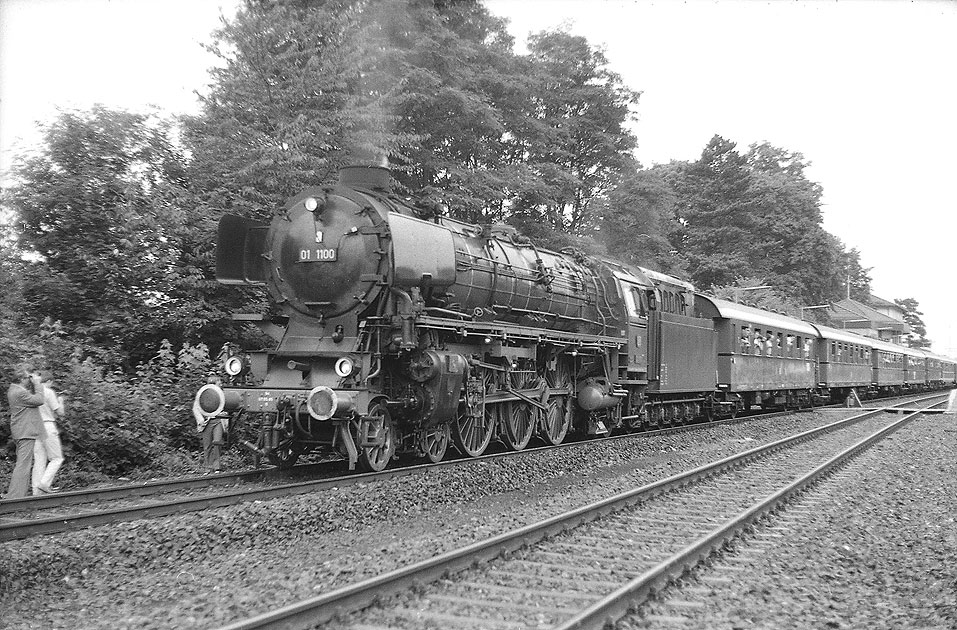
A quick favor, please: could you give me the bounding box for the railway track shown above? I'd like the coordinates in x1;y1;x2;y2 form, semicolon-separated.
0;401;804;541
211;392;948;630
0;392;941;542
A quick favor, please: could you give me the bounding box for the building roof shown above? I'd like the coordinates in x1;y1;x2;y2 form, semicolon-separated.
830;298;909;333
866;294;901;310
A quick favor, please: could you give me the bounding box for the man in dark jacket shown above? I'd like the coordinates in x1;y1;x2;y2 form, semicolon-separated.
4;363;46;499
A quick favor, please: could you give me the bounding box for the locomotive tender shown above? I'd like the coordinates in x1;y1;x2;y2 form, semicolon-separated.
194;165;955;471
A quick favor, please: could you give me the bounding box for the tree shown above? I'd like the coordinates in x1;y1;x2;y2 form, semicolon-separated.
596;163;685;275
187;0;527;225
838;245;872;301
1;106;215;365
660;136;872;305
708;276;803;317
895;297;931;348
666;136;757;288
511;30;640;237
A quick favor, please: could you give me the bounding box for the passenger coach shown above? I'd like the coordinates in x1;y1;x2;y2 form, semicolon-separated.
694;297;816;410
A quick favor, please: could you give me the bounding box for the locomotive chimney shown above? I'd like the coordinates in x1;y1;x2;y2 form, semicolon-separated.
338;154;392;192
339;165;392;191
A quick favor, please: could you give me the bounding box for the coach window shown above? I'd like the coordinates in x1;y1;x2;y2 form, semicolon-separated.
776;333;783;357
786;335;795;357
739;326;751;354
754;330;764;355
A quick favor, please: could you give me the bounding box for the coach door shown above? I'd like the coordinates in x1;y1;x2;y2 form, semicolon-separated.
620;281;650;380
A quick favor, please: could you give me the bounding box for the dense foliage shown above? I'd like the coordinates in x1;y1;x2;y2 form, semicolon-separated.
896;298;931;348
0;0;924;479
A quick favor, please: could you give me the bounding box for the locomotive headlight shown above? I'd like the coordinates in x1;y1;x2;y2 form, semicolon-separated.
334;356;357;378
224;355;245;376
304;196;319;212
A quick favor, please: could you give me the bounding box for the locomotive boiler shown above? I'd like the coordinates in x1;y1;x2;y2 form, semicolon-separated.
194;165;721;471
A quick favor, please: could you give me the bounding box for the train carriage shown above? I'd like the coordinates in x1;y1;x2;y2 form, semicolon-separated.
870;338;906;394
811;325;874;401
903;348;927;388
940;355;957;385
694;297;816;409
925;352;944;386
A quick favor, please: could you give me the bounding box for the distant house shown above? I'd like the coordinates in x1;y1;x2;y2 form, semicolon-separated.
865;294;908;322
828;296;910;343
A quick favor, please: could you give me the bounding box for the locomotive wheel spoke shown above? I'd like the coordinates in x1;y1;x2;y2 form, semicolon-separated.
541;396;570;445
453;407;495;457
357;403;394;472
454;366;498;458
421;423;451;463
502;401;535;451
540;356;573;444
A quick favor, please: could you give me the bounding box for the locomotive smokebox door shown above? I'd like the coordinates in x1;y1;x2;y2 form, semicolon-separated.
269;187;386;317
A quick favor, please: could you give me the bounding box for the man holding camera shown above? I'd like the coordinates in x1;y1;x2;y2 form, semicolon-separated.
4;363;46;499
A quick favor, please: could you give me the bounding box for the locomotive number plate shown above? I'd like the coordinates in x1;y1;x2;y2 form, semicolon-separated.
298;248;337;262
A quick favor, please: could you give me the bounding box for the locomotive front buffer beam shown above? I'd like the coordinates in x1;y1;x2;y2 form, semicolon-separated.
194;383;387;469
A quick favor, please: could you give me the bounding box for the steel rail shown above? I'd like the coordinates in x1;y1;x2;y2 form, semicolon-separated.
0;463;335;515
0;391;940;541
211;392;948;630
0;397;826;538
555;398;948;629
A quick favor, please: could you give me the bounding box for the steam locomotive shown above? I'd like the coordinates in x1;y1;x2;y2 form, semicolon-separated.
194;165;955;471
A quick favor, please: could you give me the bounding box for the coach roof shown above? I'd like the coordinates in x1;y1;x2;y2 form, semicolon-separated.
695;295;818;336
810;325;877;348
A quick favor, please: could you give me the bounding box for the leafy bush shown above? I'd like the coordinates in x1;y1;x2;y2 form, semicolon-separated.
1;316;216;479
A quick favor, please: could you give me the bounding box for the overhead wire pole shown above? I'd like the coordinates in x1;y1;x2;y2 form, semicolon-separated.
800;304;830;321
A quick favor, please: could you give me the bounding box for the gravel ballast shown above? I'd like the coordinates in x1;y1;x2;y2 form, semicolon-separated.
0;408;949;629
624;412;957;629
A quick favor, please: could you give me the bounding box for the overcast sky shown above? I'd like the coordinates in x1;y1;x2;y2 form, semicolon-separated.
1;0;956;354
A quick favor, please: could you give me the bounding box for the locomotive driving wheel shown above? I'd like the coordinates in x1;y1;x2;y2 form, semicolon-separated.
453;367;496;457
357;403;395;472
540;357;573;446
502;401;535;451
502;368;539;451
420;423;451;463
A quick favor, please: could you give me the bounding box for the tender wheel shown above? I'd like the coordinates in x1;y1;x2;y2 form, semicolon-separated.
357;403;395;472
502;401;536;451
267;439;302;469
421;423;451;463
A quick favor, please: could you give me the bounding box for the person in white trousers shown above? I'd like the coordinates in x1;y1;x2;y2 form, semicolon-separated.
32;372;64;494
